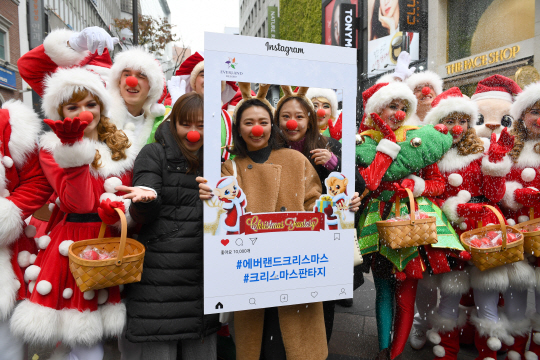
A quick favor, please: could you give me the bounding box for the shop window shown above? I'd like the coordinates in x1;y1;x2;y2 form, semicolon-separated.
0;31;5;60
447;0;534;62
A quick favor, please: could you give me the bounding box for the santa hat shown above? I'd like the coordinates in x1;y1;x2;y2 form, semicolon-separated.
424;87;478;126
305;88;338;119
376;73;400;85
510;82;540;121
216;177;234;189
405;71;443;96
109;47;165;113
175;52;238;105
362;82;417;129
471;75;522;103
42;67;110;120
233;83;274;124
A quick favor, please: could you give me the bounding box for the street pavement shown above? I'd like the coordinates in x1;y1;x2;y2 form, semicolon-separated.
28;272;531;359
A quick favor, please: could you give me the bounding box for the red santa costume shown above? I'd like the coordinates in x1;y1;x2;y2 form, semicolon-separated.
9;67;138;356
499;82;540;360
216;177;247;234
418;88;516;360
0;100;52;358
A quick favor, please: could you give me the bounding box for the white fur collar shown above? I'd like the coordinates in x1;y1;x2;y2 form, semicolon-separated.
437;147;483;173
39;132;138;178
404;113;424;127
2;100;42;169
514;140;540;169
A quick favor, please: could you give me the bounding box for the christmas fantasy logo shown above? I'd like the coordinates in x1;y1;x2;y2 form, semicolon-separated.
225;57;238;69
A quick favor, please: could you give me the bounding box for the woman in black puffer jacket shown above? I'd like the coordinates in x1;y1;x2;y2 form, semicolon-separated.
120;93;219;360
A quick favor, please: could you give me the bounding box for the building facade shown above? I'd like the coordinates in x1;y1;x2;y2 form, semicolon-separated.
240;0;279;37
0;0;23;104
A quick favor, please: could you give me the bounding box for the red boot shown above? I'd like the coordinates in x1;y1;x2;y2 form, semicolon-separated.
474;333;498;360
505;334;530;360
526;331;540;360
427;309;467;360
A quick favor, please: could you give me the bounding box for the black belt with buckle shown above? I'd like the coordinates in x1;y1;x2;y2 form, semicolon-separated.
65;213;102;223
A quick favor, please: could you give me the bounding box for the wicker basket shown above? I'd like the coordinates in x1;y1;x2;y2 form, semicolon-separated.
376;188;438;250
513;208;540;256
460;205;523;271
68;208;145;292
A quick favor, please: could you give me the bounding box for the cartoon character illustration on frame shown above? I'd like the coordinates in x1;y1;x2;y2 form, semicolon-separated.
316;172;350;230
214;176;247;235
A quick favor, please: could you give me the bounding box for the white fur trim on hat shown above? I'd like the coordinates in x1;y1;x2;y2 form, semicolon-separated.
376;139;401;160
511;82;540;121
306;88;339;119
17;251;31;268
502;181;524;211
52;139;97;169
36;280;52;295
109;46;165;113
42;67;110;120
521;168;536;182
364;82;417;128
104;177;122;193
482;156;512;177
441;190;471;223
0;197;24;247
189;60;204;90
43;29;89;67
405;70;443;95
424;96;478;126
448;173;463;187
406;174;426;197
59;240;74;257
472;91;514;103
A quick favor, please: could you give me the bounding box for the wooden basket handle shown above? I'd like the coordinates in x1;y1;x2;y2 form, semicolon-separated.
395;188;416;224
97;208;128;266
479;205;508;251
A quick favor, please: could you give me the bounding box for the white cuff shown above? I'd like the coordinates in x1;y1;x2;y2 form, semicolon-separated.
482;155;512;177
43;29;88;67
376;139;400;160
53;140;95;169
441;190;472;223
0;197;24;246
406;174;426;197
501;181;524;211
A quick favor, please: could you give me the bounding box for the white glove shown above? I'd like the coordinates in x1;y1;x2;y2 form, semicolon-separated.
68;27;119;55
167;76;187;106
393;51;416;81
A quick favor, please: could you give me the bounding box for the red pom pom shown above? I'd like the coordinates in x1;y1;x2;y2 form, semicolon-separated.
422;87;431;96
459;251;471;261
186;131;200;143
317;108;326;117
452;125;464;136
395;271;406;281
394;110;406;121
251;125;264;137
536;118;540;127
78;111;93;123
286;119;298;131
434;124;448;134
126;76;138;87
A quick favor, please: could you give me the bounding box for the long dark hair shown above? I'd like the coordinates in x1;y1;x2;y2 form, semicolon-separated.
230;99;286;158
166;92;204;174
274;96;328;167
370;0;391;40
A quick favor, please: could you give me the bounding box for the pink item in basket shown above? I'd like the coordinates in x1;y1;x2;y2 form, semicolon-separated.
467;231;521;249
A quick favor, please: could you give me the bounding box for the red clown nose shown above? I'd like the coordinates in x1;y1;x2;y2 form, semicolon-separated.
251;125;264;137
126;76;138;87
422;87;431;96
452;125;464;136
316;108;326;117
394;110;406;121
286;119;298;131
186;131;200;143
536;118;540;127
78;111;94;123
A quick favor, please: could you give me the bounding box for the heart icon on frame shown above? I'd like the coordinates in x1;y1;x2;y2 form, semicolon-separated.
311;292;318;298
221;239;229;246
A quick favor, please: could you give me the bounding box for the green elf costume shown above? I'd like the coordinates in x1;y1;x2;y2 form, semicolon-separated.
355;82;464;360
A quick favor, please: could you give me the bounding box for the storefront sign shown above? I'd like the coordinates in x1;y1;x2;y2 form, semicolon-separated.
440;38;534;77
29;0;44;49
0;65;16;90
339;4;357;48
399;0;425;32
267;6;279;39
203;32;356;314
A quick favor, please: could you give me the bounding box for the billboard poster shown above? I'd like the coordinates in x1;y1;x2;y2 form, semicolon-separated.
203;33;357;314
367;0;419;77
323;0;358;47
